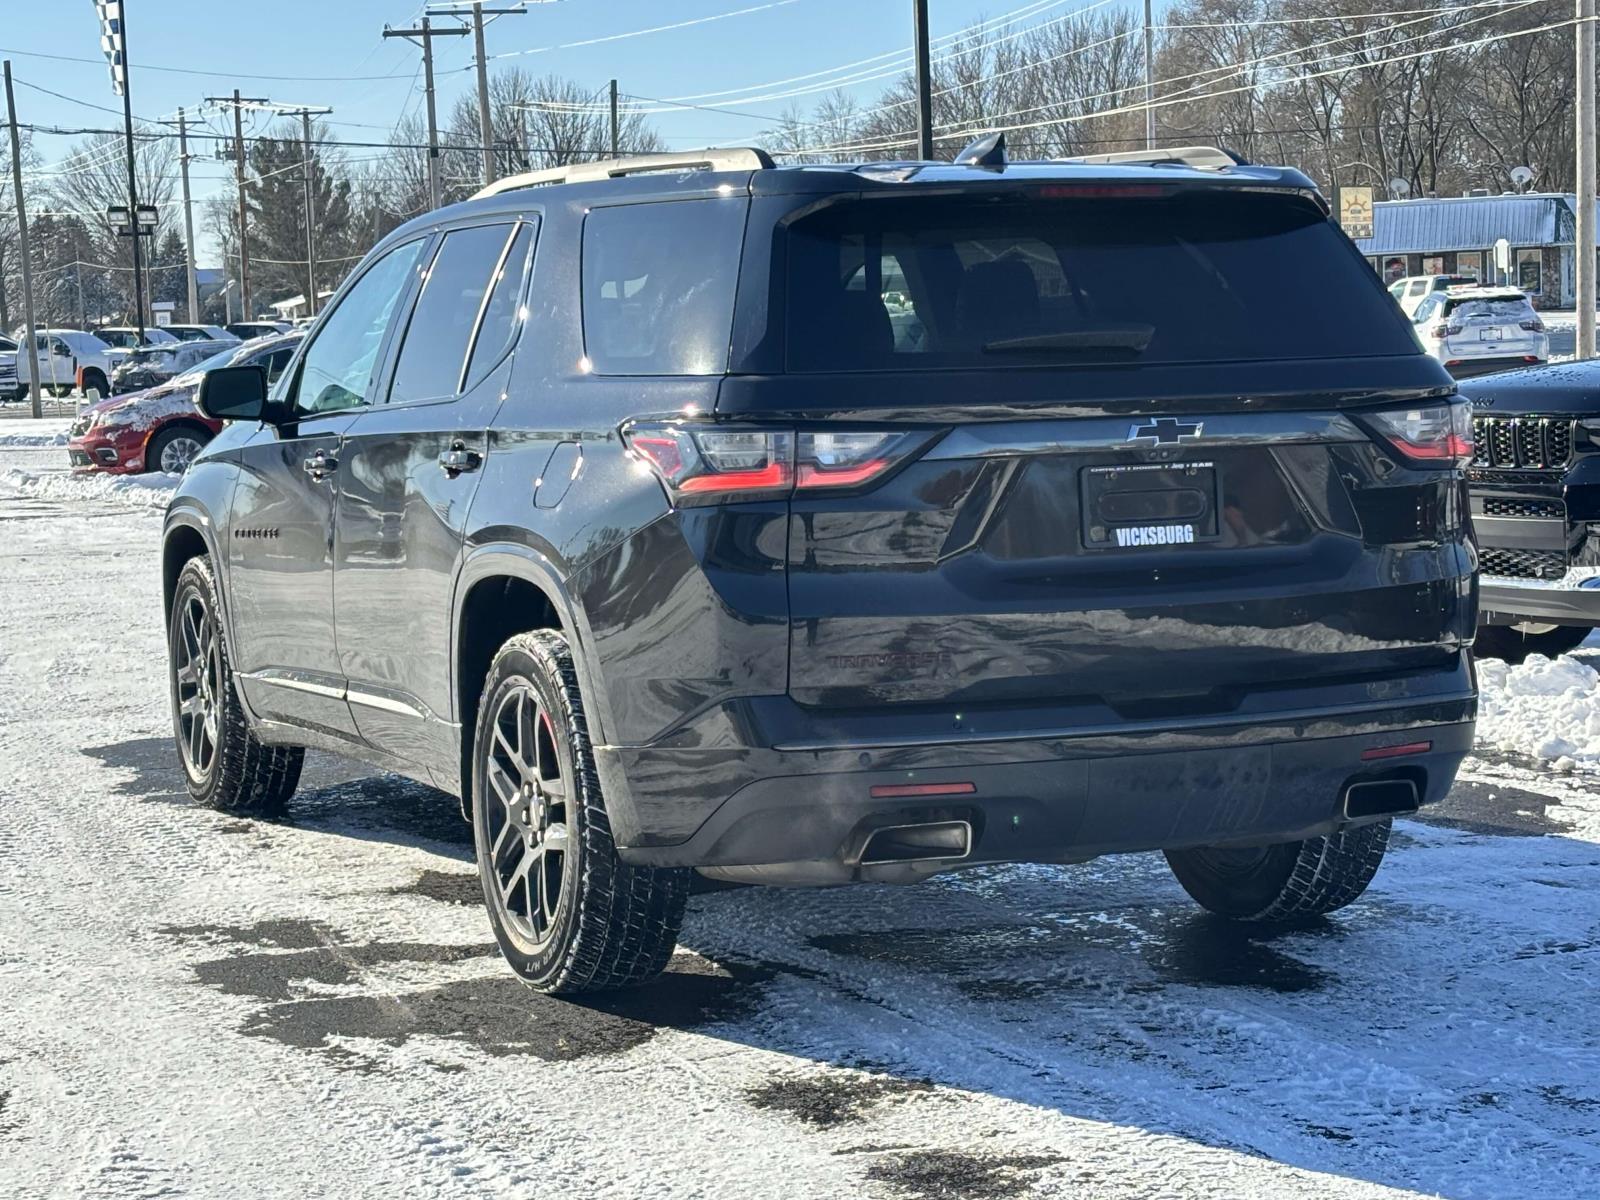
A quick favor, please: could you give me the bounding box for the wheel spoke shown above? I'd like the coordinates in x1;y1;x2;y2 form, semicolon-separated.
180;694;204;718
486;759;520;810
516;691;537;776
541;821;568;852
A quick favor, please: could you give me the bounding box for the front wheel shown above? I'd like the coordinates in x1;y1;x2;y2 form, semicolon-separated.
1165;821;1391;922
169;555;303;814
148;425;211;475
472;630;689;994
1473;623;1591;664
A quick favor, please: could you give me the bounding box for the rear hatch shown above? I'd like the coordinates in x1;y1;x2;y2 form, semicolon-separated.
720;184;1472;715
1438;294;1544;361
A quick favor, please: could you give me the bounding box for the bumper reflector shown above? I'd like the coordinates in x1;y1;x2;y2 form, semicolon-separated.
1360;740;1432;762
869;781;977;799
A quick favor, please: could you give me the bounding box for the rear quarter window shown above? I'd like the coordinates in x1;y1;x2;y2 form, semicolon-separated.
581;198;743;375
785;190;1419;373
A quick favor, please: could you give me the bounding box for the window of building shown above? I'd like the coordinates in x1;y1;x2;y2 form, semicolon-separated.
1457;250;1483;281
1516;248;1542;294
1422;255;1445;275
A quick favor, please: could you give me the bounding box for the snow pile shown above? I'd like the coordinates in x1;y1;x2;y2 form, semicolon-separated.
0;420;74;447
0;465;175;510
1477;652;1600;763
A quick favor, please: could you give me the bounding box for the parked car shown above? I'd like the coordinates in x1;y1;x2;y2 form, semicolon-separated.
0;340;16;401
164;144;1475;995
1458;358;1600;662
109;339;231;394
69;332;300;474
94;325;181;349
1409;286;1547;378
13;329;127;397
1388;272;1480;317
226;320;293;339
164;324;238;344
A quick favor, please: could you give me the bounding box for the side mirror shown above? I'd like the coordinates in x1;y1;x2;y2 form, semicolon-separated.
198;365;271;423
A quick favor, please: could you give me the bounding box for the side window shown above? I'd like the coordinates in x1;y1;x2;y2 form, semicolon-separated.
1413;296;1437;323
259;346;295;385
581;199;742;375
464;222;535;392
291;239;427;416
387;223;515;405
1407;280;1428;298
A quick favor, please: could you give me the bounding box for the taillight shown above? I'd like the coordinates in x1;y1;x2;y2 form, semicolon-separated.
1361;401;1473;468
1430;324;1462;339
1520;318;1544;332
624;422;927;505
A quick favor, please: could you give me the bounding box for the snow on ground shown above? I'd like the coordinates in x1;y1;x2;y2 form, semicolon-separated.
0;462;177;509
2;456;1599;1198
0;417;74;447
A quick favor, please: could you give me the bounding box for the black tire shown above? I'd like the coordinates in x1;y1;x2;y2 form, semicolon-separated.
168;555;303;815
147;424;212;475
81;368;108;398
1473;623;1591;665
1164;821;1391;922
471;629;689;994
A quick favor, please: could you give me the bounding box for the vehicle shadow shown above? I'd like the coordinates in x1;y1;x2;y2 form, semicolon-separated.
119;747;1600;1200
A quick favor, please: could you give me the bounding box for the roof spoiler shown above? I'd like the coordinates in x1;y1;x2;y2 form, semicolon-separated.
473;147;775;199
1059;146;1246;171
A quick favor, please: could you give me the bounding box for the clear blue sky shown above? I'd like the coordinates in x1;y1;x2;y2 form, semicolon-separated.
3;0;1140;263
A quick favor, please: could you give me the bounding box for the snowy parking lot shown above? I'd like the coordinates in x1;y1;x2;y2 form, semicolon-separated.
3;432;1600;1199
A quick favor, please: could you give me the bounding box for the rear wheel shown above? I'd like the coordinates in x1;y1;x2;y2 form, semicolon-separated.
1165;821;1391;921
1473;623;1591;664
168;555;303;815
81;368;108;398
148;425;211;475
472;630;689;994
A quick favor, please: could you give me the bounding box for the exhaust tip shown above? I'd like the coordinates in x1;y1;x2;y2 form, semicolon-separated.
1343;778;1420;821
860;820;973;866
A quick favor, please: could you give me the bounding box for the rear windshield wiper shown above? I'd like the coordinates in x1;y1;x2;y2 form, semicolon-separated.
982;325;1154;354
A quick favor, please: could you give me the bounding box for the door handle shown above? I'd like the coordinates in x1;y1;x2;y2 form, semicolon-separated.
438;442;483;476
302;449;338;478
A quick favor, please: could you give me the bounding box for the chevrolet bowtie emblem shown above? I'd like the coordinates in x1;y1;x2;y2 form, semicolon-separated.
1128;417;1204;444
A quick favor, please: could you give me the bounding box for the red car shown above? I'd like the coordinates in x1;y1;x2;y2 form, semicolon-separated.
67;333;300;474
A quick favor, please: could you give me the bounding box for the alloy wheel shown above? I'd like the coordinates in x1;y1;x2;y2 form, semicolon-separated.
172;592;222;780
483;684;571;948
159;435;205;474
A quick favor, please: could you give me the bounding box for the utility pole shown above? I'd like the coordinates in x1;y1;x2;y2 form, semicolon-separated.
176;107;199;322
72;236;87;330
205;92;269;320
609;78;620;160
1143;0;1155;150
912;0;934;160
301;110;319;317
110;1;146;337
4;61;42;418
1579;0;1597;359
385;18;468;211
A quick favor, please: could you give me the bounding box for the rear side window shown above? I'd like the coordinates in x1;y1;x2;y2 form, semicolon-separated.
581;199;742;375
388;223;516;404
785;191;1419;372
464;222;535;392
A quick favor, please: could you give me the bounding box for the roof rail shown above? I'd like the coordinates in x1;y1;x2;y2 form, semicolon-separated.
472;147;775;199
1060;145;1243;171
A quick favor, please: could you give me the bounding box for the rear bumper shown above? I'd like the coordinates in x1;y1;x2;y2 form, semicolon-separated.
1480;572;1600;627
1445;355;1545;378
602;657;1475;880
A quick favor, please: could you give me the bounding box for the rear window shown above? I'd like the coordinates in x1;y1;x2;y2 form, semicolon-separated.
581;199;742;375
1444;297;1534;320
785;191;1418;371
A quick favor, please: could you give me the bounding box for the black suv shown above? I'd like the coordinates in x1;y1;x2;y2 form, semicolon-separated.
1459;359;1600;661
163;145;1477;994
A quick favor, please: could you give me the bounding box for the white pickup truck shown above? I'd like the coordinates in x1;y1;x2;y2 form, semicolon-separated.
12;329;129;398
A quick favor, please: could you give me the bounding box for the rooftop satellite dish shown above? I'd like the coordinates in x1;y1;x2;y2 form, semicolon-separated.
1388;177;1410;199
1510;165;1534;190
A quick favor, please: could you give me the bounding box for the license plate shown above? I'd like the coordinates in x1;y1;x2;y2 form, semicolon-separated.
1480;327;1502;342
1082;462;1219;550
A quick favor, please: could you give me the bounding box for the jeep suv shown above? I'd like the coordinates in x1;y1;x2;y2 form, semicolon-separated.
1459;359;1600;661
162;145;1477;994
